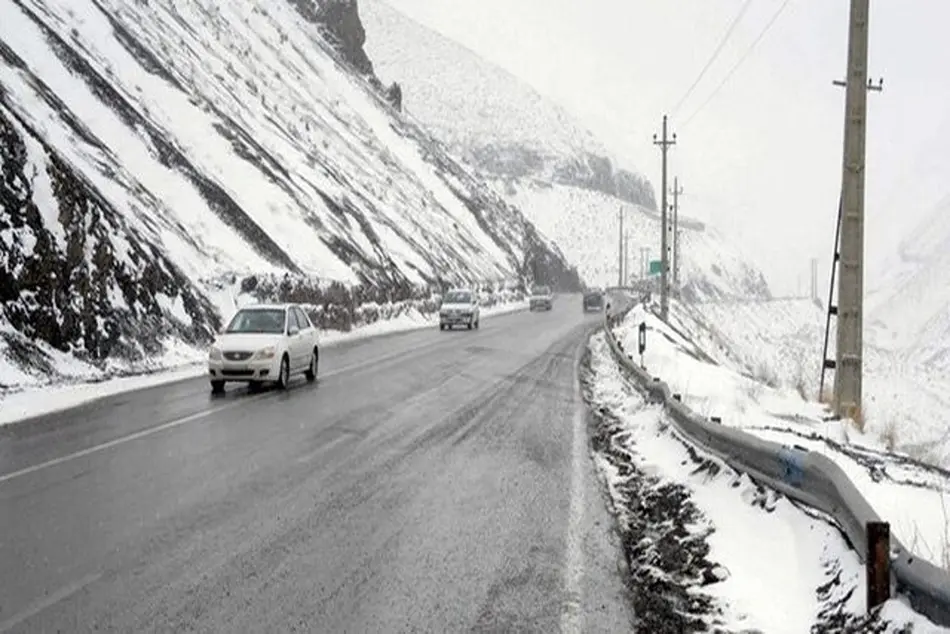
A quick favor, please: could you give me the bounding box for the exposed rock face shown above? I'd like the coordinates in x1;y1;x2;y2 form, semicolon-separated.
288;0;375;76
0;104;219;373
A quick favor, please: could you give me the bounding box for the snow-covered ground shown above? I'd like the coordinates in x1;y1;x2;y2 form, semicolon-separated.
504;181;769;296
687;298;950;469
612;301;950;572
583;331;943;633
0;299;528;426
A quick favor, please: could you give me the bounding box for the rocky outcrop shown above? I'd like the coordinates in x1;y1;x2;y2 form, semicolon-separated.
288;0;375;76
0;104;219;374
553;153;657;210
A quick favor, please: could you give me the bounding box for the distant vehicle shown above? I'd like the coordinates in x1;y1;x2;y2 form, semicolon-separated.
208;303;319;394
440;288;481;330
529;285;554;311
583;290;604;313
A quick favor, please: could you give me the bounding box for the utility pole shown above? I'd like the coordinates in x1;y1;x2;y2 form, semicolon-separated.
810;258;818;301
670;178;684;290
624;233;630;286
831;0;882;420
653;115;676;320
617;206;624;287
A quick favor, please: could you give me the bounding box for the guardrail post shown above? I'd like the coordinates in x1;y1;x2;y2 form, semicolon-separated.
866;521;890;612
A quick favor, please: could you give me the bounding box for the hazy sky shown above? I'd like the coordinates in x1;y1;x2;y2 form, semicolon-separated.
381;0;950;295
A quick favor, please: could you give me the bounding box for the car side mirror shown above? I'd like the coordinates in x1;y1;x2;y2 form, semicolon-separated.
288;325;299;336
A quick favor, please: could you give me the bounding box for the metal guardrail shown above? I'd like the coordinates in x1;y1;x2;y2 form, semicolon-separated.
600;301;950;627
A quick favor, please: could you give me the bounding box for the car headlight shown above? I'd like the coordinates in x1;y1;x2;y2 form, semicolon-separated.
256;346;277;359
208;346;222;361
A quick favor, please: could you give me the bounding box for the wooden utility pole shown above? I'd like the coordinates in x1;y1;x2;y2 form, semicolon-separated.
670;178;684;290
653;115;676;320
832;0;882;419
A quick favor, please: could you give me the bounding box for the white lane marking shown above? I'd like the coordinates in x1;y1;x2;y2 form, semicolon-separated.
561;340;588;634
0;398;253;485
0;345;436;486
0;572;101;633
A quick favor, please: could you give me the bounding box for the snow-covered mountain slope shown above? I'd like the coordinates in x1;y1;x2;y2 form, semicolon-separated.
506;182;770;298
686;297;950;468
360;0;656;210
868;194;950;369
0;0;580;385
360;0;768;299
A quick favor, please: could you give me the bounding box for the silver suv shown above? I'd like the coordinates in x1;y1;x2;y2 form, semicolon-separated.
439;288;481;330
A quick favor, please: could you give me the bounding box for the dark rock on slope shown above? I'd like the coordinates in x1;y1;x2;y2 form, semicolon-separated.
0;103;219;376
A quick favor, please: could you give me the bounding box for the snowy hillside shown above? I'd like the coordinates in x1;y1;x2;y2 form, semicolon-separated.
868;195;950;369
360;0;768;298
360;0;656;209
0;0;580;387
506;182;770;297
686;298;950;469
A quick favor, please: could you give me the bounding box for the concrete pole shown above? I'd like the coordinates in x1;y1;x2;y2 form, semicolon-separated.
653;116;676;320
618;206;624;287
670;178;684;290
833;0;881;419
624;233;630;286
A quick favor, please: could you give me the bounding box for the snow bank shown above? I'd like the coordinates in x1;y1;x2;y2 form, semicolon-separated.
584;332;940;632
614;301;950;572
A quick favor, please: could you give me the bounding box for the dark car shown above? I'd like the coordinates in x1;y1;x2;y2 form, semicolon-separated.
582;290;604;313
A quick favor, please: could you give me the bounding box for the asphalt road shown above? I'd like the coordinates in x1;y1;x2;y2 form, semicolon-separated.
0;298;632;633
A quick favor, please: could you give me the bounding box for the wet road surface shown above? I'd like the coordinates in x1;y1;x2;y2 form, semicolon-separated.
0;298;632;632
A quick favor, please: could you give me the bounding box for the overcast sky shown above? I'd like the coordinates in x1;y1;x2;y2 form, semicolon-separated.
381;0;950;296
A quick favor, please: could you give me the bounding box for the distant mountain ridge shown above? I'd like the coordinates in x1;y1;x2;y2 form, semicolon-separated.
361;0;657;210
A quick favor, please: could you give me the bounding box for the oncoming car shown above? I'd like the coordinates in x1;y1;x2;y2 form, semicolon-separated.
208;303;319;394
439;288;480;330
528;285;554;311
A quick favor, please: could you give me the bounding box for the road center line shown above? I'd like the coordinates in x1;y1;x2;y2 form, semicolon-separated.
0;572;101;633
0;344;443;486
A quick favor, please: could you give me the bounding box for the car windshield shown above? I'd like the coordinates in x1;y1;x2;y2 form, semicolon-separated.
443;291;472;303
225;308;286;334
531;286;550;295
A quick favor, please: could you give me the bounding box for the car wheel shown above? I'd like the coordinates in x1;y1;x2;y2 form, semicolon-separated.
276;354;290;390
305;348;318;382
474;318;480;329
467;319;473;330
210;380;225;394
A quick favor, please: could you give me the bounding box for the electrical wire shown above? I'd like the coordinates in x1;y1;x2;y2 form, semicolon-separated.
681;0;794;128
670;0;756;116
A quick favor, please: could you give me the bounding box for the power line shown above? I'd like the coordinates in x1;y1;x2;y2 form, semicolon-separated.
670;0;755;116
681;0;793;128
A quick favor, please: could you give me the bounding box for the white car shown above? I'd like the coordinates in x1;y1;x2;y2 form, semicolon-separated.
439;288;481;330
528;284;554;311
208;303;319;393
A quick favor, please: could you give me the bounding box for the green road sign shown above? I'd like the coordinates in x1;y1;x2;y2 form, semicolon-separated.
648;260;662;276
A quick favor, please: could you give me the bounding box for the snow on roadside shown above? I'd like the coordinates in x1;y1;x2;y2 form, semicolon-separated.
612;301;950;574
583;332;938;633
0;300;527;426
683;299;950;469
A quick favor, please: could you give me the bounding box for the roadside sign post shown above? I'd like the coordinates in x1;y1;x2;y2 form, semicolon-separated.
648;260;662;276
